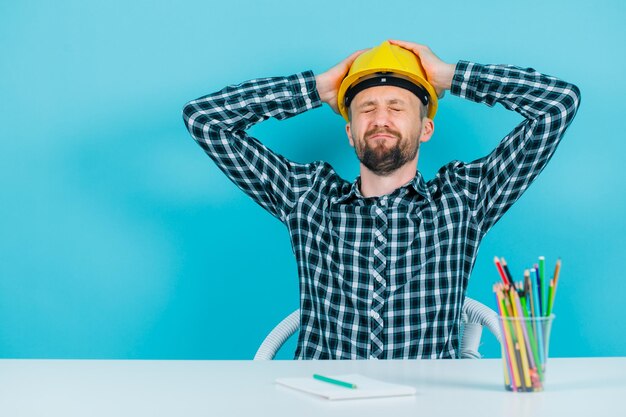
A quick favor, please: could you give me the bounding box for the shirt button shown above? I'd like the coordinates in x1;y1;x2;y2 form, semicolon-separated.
380;199;386;206
301;87;307;94
377;235;384;242
305;98;312;105
370;311;380;319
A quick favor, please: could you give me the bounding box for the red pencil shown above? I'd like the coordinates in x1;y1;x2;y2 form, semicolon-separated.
494;256;510;285
501;257;515;286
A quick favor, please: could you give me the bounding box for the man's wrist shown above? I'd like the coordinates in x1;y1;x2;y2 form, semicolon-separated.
439;63;456;91
314;73;334;104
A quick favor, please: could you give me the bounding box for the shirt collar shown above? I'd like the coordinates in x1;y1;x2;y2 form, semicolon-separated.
335;170;431;204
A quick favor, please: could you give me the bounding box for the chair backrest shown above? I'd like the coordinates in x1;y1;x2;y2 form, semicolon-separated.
254;297;502;360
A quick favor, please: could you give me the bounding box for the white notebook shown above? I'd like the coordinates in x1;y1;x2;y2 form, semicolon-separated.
274;374;417;400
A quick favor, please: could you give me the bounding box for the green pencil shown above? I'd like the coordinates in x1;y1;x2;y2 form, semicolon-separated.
539;256;546;316
313;374;358;389
546;258;562;316
520;295;543;381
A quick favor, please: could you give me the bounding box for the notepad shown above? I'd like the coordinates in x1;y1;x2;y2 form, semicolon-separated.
274;374;416;400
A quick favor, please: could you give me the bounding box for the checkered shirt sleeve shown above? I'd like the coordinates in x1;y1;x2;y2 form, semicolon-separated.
450;61;581;234
182;72;323;223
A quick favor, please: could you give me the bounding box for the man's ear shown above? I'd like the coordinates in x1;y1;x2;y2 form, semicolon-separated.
345;123;355;147
419;118;435;143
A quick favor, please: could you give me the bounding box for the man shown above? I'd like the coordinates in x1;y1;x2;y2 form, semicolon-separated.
182;40;580;360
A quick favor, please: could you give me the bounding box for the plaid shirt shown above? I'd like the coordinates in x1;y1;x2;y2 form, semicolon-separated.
183;61;580;359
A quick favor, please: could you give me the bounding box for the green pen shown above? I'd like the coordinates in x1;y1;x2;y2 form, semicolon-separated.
313;374;358;389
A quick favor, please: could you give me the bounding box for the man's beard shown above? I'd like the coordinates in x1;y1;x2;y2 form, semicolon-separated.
355;127;419;176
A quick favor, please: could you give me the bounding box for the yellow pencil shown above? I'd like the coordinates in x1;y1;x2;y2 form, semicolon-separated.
509;288;532;389
553;258;562;286
494;285;511;388
497;288;522;390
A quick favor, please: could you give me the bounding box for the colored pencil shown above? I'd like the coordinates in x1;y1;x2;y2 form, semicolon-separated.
530;268;541;318
539;256;548;315
524;270;535;318
546;259;561;316
501;257;515;286
495;285;521;390
509;289;532;389
494;288;513;388
520;295;543;382
534;266;542;316
494;257;510;285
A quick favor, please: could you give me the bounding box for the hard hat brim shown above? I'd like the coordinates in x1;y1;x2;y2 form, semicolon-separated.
338;67;439;121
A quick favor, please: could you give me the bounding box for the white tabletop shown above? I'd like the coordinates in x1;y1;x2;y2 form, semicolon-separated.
0;358;624;417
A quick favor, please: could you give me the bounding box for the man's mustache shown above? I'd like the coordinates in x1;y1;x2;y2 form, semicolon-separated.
364;127;402;141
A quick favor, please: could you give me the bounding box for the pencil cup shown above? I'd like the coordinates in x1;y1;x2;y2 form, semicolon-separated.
497;315;555;392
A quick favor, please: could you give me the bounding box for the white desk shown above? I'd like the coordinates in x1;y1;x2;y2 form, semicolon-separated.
0;358;623;417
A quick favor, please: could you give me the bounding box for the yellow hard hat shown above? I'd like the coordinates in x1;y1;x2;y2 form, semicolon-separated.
337;40;438;121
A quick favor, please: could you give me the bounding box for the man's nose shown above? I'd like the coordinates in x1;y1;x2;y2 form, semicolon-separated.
372;108;392;127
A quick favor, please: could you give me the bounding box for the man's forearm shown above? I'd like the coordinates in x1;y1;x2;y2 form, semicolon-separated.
181;72;322;223
449;61;581;234
450;61;580;123
183;72;321;135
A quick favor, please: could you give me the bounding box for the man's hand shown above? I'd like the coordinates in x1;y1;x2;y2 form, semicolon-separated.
388;39;455;99
315;49;368;114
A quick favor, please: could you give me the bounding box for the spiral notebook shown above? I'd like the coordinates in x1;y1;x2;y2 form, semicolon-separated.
274;374;416;400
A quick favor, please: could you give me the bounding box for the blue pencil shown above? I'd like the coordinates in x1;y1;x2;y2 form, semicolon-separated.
530;268;546;366
539;256;548;315
534;266;542;316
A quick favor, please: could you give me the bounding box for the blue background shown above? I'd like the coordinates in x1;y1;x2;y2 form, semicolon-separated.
1;0;624;360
